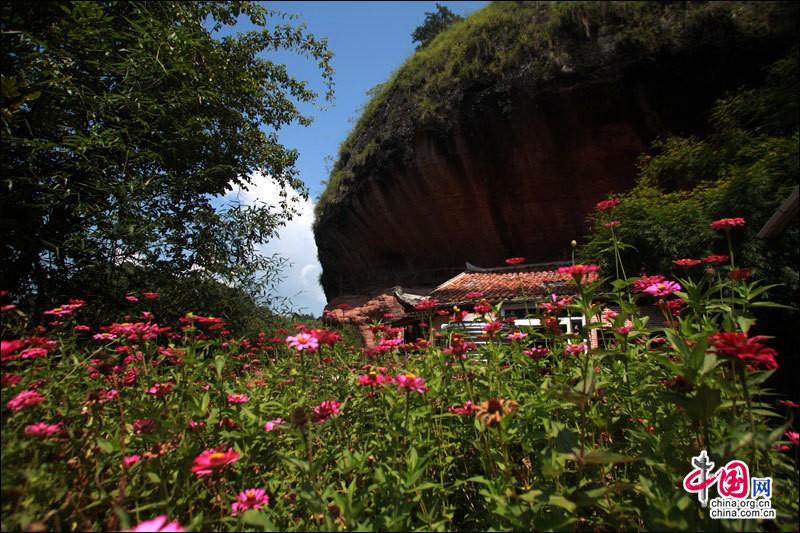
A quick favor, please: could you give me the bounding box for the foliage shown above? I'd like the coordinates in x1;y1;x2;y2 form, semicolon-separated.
0;1;334;311
315;1;797;219
411;3;464;50
579;49;799;306
2;224;799;532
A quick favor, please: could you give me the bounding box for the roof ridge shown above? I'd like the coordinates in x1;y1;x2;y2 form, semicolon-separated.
465;260;572;273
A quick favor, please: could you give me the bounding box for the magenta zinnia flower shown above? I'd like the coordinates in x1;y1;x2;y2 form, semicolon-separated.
264;418;284;432
481;320;503;335
311;400;342;422
702;255;729;264
357;371;391;386
709;331;779;370
24;422;61;437
126;515;184;532
643;280;682;297
285;332;319;352
123;454;142;468
396;373;428;394
564;343;588;357
6;390;45;411
231;488;270;516
191;447;240;477
523;347;549;359
448;401;477;415
226;393;249;404
505;257;525;265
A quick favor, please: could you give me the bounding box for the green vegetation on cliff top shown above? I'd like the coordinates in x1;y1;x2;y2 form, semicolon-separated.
315;1;796;221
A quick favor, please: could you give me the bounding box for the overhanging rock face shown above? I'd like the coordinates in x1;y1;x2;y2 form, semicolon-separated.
313;6;796;301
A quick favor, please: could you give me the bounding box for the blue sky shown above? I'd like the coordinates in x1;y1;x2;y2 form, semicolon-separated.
225;1;488;316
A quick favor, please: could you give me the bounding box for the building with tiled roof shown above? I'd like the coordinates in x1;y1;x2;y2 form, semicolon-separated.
427;261;598;305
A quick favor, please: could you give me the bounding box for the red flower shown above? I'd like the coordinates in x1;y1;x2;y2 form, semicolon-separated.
596;198;620;211
710;217;745;231
672;258;701;267
728;268;752;280
709;331;778;370
557;264;599;285
702;255;729;264
505;257;525;265
481;320;504;336
414;299;438;311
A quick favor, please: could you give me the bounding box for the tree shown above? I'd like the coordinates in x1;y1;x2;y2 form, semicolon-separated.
0;1;333;309
411;3;463;50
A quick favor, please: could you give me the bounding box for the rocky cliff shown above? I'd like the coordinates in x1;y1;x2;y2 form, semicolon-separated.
314;1;798;301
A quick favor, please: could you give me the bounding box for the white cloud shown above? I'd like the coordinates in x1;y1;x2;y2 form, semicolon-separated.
226;173;327;316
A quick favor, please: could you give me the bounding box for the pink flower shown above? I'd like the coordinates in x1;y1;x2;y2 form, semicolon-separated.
632;274;665;293
123;454;142;468
448;401;477;415
264;418;284;432
710;217;745;231
125;295;139;302
1;340;26;360
396;373;428;394
565;343;588;356
603;220;621;227
24;422;61;437
596;197;620;211
132;419;156;434
786;431;799;446
614;326;633;335
191;447;240;477
643;280;682;297
231;488;269;516
709;331;778;370
93;332;117;341
146;382;173;396
142;292;160;300
126;515;184;532
465;291;484;299
311;400;342;422
226;393;249;404
523;347;549;359
6;390;45;411
357;371;391;386
285;332;319;352
505;257;525;265
1;373;23;388
188;421;205;430
506;331;528;341
19;347;48;359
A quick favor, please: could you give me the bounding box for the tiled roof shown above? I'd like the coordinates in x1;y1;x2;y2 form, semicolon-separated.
428;262;599;305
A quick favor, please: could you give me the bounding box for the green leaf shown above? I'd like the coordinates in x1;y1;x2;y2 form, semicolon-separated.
96;437;115;454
